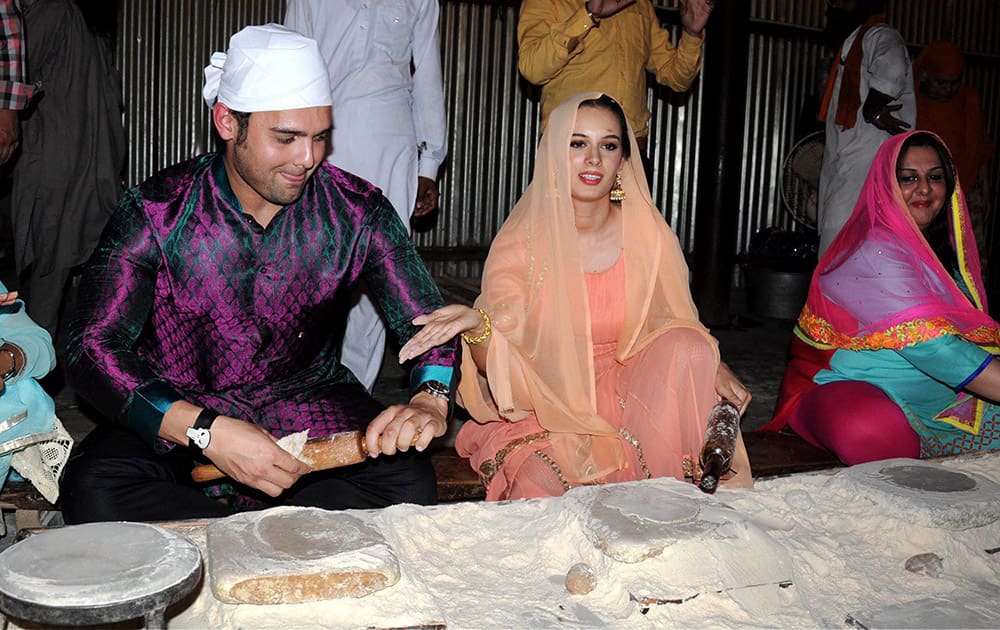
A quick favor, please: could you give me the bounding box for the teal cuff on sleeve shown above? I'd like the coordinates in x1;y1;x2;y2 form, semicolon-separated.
128;379;184;447
956;355;994;391
897;335;991;388
409;365;455;396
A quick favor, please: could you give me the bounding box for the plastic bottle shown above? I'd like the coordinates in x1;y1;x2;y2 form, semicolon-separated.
698;400;740;493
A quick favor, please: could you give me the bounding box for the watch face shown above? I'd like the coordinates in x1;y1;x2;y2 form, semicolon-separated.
187;427;211;450
420;380;450;398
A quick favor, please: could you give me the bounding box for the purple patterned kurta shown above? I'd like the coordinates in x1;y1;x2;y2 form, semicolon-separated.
66;154;455;447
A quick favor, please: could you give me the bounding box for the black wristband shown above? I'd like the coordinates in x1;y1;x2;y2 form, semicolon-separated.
186;408;218;452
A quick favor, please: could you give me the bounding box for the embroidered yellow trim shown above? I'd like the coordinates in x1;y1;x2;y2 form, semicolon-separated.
797;305;1000;351
951;190;985;311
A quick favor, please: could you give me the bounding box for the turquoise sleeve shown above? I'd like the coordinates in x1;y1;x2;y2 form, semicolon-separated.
894;336;993;390
408;365;456;397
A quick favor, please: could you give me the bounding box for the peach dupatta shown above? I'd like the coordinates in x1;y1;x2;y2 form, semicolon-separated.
457;92;718;484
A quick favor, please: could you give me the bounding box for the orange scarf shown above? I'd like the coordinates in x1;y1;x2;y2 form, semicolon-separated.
818;14;886;129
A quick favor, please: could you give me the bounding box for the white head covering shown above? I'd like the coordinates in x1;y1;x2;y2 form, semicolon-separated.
202;23;332;112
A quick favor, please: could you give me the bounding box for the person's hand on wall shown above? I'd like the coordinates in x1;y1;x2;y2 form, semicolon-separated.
680;0;715;36
0;109;20;165
589;0;636;19
413;176;440;217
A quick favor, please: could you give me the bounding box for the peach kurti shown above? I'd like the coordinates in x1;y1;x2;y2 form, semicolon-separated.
457;255;747;500
455;92;752;501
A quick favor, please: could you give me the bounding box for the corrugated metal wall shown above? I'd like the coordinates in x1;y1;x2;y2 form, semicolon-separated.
119;0;285;186
426;1;535;278
117;0;1000;280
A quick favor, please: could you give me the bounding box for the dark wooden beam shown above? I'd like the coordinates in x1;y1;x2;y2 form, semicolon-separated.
691;0;751;325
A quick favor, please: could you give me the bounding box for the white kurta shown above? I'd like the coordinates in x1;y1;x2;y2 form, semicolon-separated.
285;0;448;389
817;23;915;256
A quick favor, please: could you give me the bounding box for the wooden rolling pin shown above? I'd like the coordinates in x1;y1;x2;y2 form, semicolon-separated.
191;430;370;483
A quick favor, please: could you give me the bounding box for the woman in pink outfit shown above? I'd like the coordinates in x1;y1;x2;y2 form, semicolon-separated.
766;131;1000;464
400;93;753;500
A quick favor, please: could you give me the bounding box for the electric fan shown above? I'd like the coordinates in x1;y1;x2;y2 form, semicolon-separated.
779;130;824;230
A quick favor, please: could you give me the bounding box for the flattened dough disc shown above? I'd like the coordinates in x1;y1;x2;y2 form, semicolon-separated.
207;506;400;604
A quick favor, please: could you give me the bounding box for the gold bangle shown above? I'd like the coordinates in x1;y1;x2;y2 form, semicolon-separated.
461;308;492;345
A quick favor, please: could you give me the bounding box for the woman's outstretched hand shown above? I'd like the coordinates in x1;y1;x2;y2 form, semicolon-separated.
715;361;751;414
398;305;483;363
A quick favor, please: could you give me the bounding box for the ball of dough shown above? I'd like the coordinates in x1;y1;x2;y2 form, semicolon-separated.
565;562;596;595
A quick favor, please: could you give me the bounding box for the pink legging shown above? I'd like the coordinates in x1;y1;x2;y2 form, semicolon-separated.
787;381;920;465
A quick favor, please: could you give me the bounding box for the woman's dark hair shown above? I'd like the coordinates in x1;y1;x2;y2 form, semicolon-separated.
897;132;957;271
578;95;631;160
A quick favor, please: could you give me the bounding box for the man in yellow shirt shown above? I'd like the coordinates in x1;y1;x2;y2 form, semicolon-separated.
518;0;714;149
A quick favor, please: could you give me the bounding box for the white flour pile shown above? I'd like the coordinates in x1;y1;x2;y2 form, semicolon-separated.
25;453;1000;629
164;452;1000;628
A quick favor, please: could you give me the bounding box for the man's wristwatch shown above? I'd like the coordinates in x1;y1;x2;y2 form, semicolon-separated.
186;408;218;452
416;380;450;400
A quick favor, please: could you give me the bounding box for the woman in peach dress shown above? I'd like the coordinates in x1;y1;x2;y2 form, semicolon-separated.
400;93;753;500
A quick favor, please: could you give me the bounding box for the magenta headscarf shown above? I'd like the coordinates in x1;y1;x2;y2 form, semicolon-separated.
799;131;1000;351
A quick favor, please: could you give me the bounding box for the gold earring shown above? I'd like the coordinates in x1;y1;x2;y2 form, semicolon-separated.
610;172;626;202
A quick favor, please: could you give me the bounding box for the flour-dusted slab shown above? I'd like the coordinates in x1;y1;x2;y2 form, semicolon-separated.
207;506;400;604
0;522;202;626
563;479;796;615
830;458;1000;530
567;480;774;563
570;481;709;562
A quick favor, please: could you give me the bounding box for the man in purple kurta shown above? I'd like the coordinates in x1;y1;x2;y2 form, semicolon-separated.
59;24;457;523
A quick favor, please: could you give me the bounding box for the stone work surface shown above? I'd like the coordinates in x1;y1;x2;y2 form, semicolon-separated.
7;451;986;629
